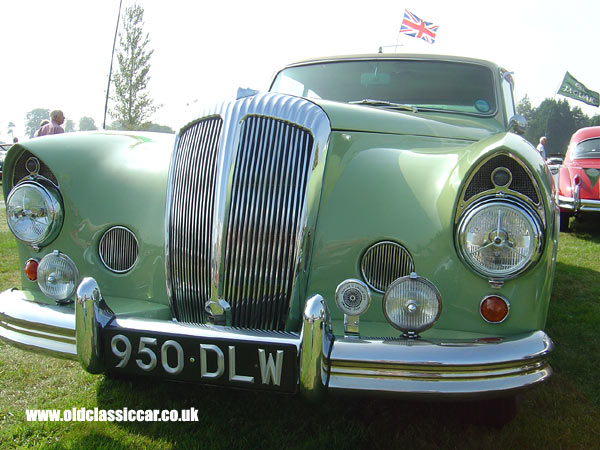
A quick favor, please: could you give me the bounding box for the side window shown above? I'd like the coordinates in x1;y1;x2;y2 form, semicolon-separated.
501;72;516;122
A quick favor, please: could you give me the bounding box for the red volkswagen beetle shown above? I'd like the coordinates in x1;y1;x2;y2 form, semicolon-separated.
558;126;600;231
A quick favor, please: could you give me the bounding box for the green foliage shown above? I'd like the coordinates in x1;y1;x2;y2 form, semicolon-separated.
64;119;76;133
518;97;598;157
110;3;158;131
78;116;98;131
24;108;50;138
146;123;174;134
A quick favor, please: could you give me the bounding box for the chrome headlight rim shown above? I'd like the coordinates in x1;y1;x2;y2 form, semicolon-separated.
456;198;543;280
382;273;442;334
6;179;63;247
37;250;79;303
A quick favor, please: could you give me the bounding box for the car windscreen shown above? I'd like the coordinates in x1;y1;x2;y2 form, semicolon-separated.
574;138;600;159
270;59;497;116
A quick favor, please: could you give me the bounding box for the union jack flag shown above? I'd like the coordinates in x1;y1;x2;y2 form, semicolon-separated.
400;9;438;44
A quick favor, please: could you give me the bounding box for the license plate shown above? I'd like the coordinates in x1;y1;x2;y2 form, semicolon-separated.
103;328;297;392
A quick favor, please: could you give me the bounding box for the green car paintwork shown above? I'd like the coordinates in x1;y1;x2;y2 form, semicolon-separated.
0;54;558;402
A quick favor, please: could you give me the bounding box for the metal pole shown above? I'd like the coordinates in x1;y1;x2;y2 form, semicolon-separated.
103;0;123;130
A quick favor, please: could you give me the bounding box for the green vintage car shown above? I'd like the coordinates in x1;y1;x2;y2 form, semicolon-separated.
1;54;557;411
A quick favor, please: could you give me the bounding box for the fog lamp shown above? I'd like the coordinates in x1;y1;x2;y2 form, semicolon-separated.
37;251;79;302
480;295;510;323
383;273;441;335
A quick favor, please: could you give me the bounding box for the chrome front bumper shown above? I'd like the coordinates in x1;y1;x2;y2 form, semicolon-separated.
0;278;554;399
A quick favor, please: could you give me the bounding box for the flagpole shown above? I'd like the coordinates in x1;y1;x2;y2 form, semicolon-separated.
103;0;123;130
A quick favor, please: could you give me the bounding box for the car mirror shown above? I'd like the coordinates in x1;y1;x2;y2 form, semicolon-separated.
508;115;527;135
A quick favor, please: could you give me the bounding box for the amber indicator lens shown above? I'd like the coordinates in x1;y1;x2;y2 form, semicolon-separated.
480;296;509;323
24;259;39;281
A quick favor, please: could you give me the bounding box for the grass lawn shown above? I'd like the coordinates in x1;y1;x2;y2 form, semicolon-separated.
1;201;599;449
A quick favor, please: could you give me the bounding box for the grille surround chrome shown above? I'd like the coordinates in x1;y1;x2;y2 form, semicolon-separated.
361;241;415;293
98;226;139;273
165;93;331;330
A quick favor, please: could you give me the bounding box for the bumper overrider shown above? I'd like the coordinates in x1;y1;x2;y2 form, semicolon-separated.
0;277;554;399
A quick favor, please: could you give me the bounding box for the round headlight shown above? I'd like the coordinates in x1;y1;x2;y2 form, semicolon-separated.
382;273;441;334
457;200;542;278
37;251;79;302
6;180;63;247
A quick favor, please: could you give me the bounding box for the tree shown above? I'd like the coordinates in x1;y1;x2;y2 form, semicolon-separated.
146;123;175;134
517;97;596;156
7;122;15;140
110;3;158;131
79;116;98;131
64;119;76;133
25;108;50;138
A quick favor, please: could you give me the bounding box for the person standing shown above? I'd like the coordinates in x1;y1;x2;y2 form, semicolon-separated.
537;136;547;159
36;110;65;137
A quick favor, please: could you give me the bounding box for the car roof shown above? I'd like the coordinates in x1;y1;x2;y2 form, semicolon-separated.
570;126;600;144
280;54;501;71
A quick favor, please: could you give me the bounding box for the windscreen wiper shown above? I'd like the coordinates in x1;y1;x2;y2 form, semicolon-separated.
349;99;418;113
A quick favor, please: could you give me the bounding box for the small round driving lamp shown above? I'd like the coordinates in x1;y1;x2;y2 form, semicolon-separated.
382;273;441;335
480;295;510;323
335;279;371;316
6;180;63;247
457;200;542;279
37;251;79;302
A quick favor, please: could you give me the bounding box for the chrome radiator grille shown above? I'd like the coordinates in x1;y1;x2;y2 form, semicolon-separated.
223;116;314;330
166;94;330;331
167;117;222;324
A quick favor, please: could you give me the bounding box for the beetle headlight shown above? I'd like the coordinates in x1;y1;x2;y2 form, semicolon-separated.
6;180;63;247
457;200;542;278
383;273;441;335
37;251;79;302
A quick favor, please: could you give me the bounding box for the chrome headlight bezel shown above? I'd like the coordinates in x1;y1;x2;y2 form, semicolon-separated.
37;250;79;302
6;178;63;248
382;273;442;334
456;198;543;279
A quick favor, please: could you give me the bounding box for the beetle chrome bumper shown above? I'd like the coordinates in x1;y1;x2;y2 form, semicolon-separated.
558;194;600;213
0;278;553;399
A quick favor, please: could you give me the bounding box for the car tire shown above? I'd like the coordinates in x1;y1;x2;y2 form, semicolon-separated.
560;212;571;232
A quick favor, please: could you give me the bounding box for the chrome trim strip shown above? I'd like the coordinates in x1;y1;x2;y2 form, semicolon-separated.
326;330;553;397
0;288;76;359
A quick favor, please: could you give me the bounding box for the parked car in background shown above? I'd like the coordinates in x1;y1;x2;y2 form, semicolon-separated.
1;54;558;422
558;126;600;231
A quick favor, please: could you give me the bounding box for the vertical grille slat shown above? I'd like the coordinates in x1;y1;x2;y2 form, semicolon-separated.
361;242;415;293
166;94;329;332
222;115;314;330
168;117;223;324
99;226;138;273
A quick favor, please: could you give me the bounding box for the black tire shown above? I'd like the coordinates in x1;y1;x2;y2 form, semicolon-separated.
560;212;571;232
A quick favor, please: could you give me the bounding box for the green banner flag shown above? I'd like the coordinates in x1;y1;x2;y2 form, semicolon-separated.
557;72;599;107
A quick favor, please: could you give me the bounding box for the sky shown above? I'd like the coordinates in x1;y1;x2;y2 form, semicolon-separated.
1;0;599;142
